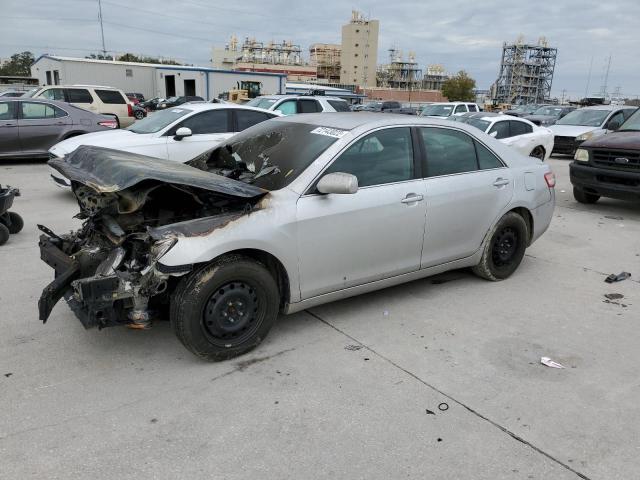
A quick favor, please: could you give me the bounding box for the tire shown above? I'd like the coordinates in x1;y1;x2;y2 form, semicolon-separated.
530;146;545;160
573;187;600;204
0;223;9;246
472;212;528;281
170;254;280;361
6;212;23;234
134;110;144;120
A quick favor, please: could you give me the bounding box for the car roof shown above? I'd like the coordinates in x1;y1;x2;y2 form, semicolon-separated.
257;95;345;101
169;102;278;114
429;101;474;106
579;104;634;111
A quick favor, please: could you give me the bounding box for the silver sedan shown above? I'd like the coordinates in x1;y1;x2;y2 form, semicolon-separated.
39;113;556;360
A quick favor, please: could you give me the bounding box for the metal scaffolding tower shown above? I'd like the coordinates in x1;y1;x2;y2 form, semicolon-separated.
493;37;557;105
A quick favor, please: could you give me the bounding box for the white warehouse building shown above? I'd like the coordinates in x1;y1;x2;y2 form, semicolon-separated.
30;55;286;100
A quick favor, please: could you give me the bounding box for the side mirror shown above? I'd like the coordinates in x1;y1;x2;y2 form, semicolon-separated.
174;127;192;140
317;172;358;195
607;120;621;131
489;131;498;138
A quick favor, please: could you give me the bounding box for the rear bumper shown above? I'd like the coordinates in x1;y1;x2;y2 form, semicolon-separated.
530;190;556;244
570;162;640;201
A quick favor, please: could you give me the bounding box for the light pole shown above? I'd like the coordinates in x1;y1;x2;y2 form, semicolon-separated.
98;0;107;58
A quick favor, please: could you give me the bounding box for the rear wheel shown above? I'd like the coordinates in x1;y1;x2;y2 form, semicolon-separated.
573;187;600;204
0;224;9;245
170;255;280;361
6;212;23;234
530;146;545;160
472;212;528;281
134;109;144;120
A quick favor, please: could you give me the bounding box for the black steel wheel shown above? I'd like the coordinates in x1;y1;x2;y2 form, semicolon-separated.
530;146;545;160
6;212;23;234
0;223;8;245
472;212;528;281
171;255;280;361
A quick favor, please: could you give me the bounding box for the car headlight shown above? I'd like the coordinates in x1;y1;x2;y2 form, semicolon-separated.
576;131;595;142
574;148;590;162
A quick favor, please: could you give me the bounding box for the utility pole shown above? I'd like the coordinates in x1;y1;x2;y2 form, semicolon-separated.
584;54;593;99
98;0;107;58
561;89;566;104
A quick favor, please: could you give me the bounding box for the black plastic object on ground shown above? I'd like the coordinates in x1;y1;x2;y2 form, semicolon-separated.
0;185;23;246
605;272;631;283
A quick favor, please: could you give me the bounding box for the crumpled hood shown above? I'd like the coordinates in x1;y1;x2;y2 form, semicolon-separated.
548;124;599;137
581;130;640;149
48;145;267;199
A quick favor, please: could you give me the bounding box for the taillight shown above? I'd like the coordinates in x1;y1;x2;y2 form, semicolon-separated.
544;171;556;188
98;120;118;129
127;103;134;117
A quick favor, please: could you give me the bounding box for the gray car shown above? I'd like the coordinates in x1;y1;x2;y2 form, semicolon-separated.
525;105;576;126
38;113;556;360
0;98;117;159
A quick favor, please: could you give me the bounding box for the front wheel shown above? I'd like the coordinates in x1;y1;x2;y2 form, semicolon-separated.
573;187;599;204
170;255;280;361
134;110;145;120
472;212;528;281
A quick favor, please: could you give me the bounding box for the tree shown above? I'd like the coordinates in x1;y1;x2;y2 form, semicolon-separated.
441;70;476;102
0;51;35;77
116;53;181;65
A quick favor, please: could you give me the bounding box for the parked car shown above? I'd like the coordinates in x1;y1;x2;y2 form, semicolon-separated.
156;96;205;109
455;113;554;160
245;95;350;114
0;98;117;160
548;105;637;155
139;97;165;111
503;104;541;118
39;113;556;360
524;105;576;126
420;102;480;118
25;85;135;127
0;91;26;98
48;103;280;186
126;92;145;102
127;96;140;105
361;101;415;115
132;104;146;120
570;107;640;204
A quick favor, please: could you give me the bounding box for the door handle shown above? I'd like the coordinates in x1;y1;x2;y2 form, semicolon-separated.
493;178;510;187
401;194;424;204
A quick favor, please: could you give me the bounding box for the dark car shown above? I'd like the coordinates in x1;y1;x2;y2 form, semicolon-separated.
525;105;576;126
157;96;205;110
0;98;117;159
362;101;415;115
138;97;164;111
504;104;541;117
126;92;145;102
570;107;640;203
132;104;146;120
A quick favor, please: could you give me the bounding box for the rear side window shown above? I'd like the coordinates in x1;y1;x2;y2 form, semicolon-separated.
40;88;65;101
328;100;350;112
509;120;532;136
176;110;229;134
66;88;93;104
421;127;478;177
299;99;321;113
235;110;273;131
95;89;127;104
0;102;15;120
475;141;503;169
20;102;57;119
468;104;478;112
489;121;510;139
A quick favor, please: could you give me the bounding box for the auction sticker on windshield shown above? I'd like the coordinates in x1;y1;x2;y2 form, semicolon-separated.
311;127;348;138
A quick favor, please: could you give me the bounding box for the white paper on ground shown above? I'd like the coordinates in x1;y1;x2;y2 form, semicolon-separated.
540;356;565;369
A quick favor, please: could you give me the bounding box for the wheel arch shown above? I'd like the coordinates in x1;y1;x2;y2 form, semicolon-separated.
62;130;88;140
508;206;534;245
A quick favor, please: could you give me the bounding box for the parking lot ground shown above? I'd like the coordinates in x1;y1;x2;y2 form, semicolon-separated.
1;156;638;479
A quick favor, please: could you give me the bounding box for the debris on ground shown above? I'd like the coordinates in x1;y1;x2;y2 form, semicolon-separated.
344;345;363;351
438;402;449;411
604;215;624;220
383;310;389;316
604;293;624;300
425;409;436;415
4;373;12;378
605;272;631;283
541;357;565;369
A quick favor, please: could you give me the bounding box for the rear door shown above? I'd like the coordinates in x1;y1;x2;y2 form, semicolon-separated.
17;101;71;155
419;126;514;267
232;109;277;133
296;126;427;298
501;120;536;156
0;102;20;156
65;88;96;112
166;109;232;162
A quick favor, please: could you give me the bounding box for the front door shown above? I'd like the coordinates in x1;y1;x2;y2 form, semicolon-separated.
166;109;232;162
419;127;514;267
0;102;20;156
296;127;427;299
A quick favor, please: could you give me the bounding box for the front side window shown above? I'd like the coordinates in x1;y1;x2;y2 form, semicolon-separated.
421;127;478;177
509;120;533;136
607;111;625;129
454;105;467;114
276;100;297;115
40;88;65;101
324;127;414;188
299;99;321;113
95;89;127;104
235;110;273;131
175;110;229;134
618;109;640;132
488;121;510;139
20;102;57;119
66;88;93;104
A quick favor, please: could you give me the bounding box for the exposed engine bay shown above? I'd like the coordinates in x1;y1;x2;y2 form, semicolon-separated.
39;146;267;329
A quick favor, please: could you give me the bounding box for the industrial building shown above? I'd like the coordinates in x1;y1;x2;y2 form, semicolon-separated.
340;10;379;87
309;43;341;84
377;48;422;90
212;36;317;82
30;55;286;101
492;37;557;105
422;64;451;91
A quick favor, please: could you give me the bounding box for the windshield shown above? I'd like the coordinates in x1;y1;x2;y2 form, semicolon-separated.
126;107;191;134
245;98;278;109
556;109;610;127
422;104;454;117
534;106;564;116
21;88;39;98
619;109;640;131
204;120;342;191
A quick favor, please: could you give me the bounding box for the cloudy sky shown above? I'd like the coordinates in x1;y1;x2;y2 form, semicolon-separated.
2;0;639;100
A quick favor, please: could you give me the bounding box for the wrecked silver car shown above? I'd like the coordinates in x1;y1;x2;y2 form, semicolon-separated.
39;114;555;360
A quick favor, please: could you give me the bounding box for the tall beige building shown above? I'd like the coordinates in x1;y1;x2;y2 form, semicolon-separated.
340;11;379;87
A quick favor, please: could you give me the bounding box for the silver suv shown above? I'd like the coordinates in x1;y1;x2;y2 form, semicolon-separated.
245;95;350;114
